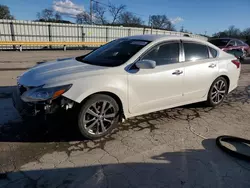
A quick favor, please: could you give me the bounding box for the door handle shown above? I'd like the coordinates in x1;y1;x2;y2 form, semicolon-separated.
172;70;183;75
208;63;216;68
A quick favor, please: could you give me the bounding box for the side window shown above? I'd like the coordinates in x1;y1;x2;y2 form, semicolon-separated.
236;40;243;46
183;43;209;61
208;46;217;58
228;40;236;46
142;43;179;66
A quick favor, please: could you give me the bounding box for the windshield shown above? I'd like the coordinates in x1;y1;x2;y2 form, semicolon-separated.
209;39;230;47
76;39;150;67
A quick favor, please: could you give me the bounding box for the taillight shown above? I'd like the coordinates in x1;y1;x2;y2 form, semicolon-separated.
231;60;240;69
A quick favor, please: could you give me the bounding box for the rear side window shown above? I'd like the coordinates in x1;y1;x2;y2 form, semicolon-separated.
208;47;217;58
142;43;179;66
183;43;209;61
236;40;243;46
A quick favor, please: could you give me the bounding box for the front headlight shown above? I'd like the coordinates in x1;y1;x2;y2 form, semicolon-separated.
21;84;72;102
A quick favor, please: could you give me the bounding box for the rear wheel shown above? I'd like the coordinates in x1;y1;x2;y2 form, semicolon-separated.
78;94;120;139
207;77;228;107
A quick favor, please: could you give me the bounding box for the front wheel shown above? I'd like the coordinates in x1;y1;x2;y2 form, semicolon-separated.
207;77;228;107
78;94;120;139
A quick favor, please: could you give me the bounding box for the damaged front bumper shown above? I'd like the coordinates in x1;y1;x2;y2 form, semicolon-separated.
12;86;74;117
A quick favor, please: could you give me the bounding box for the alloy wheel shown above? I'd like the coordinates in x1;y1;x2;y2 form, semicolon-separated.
211;80;226;104
83;100;116;135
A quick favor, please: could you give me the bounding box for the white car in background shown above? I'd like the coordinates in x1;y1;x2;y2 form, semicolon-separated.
13;35;241;139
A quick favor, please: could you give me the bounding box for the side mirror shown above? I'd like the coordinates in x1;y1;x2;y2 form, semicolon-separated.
227;44;233;47
136;59;156;69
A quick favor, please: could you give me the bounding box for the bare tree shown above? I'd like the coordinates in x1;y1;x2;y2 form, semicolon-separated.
180;26;184;32
242;28;250;37
150;15;175;31
37;9;54;21
36;8;72;23
108;3;126;24
0;4;14;19
227;25;241;37
167;24;176;31
93;2;107;24
118;11;143;27
212;26;250;41
76;12;91;24
55;12;62;21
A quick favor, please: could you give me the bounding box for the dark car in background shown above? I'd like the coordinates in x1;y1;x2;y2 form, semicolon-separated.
209;38;249;59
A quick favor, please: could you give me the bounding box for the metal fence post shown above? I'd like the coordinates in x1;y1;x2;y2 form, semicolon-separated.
77;25;80;42
81;26;85;48
48;24;52;49
128;28;131;36
143;27;146;35
81;26;85;42
10;22;16;50
106;27;109;42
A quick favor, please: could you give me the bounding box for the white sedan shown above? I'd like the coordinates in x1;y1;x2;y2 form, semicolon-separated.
13;35;241;139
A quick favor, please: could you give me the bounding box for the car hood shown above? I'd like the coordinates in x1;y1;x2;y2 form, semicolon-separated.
18;58;108;87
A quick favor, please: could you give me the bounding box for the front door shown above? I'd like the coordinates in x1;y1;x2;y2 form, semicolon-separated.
128;41;184;115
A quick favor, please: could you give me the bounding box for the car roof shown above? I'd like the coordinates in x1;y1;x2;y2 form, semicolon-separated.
121;34;203;42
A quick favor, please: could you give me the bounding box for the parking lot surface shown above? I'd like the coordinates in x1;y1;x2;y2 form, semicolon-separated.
1;51;250;188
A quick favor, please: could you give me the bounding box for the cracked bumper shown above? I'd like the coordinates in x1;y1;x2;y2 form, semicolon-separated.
12;87;37;116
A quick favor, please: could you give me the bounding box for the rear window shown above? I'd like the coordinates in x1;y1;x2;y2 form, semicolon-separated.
236;40;243;46
183;43;209;61
209;39;230;47
208;47;218;58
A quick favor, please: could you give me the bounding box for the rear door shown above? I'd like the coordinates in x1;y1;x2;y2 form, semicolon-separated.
227;40;246;57
236;40;249;51
182;42;219;101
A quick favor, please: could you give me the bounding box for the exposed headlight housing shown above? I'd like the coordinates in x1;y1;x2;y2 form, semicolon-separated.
21;84;72;102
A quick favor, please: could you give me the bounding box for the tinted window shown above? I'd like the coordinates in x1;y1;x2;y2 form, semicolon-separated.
236;40;243;46
209;39;230;47
76;39;150;67
142;43;179;66
208;47;217;58
183;43;209;61
228;40;236;46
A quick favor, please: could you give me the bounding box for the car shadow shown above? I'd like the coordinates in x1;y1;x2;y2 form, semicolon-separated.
1;139;250;187
0;85;209;144
0;84;249;144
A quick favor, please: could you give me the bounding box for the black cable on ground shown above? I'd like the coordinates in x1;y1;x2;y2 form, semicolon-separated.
216;135;250;161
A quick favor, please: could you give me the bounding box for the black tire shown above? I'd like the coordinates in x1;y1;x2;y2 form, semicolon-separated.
78;94;120;139
206;77;228;107
216;135;250;161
